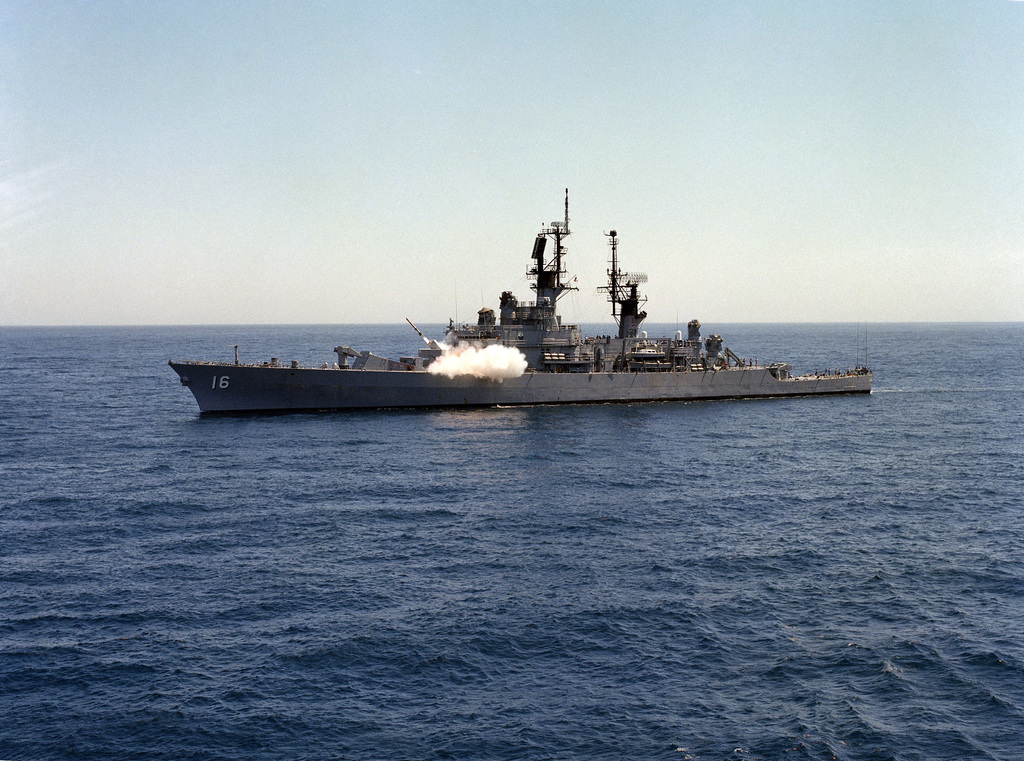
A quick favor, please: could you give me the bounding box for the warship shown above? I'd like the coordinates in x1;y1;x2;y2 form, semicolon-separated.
170;192;872;412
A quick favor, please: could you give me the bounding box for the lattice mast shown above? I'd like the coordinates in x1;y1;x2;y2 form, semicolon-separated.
529;189;577;305
599;230;648;339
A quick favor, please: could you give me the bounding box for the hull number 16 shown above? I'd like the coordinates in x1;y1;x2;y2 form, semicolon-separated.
212;376;230;389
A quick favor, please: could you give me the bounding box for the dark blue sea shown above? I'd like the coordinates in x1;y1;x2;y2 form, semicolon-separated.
2;323;1023;761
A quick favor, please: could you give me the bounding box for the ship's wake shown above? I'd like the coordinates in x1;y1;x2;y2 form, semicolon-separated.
427;343;528;381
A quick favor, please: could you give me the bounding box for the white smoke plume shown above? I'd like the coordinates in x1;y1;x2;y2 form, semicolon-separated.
427;342;528;381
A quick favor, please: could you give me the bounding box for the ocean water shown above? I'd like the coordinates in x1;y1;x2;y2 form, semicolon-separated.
2;322;1022;761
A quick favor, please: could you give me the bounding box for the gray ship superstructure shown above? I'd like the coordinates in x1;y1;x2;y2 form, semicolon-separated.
170;192;872;412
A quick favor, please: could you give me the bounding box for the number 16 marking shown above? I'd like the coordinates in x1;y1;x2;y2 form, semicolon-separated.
212;376;230;389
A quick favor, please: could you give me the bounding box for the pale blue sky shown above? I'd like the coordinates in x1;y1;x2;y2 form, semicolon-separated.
2;1;1022;325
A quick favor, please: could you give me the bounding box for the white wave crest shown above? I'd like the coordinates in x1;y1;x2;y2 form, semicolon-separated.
427;342;528;381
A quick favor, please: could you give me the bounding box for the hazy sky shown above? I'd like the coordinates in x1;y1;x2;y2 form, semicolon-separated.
2;1;1022;325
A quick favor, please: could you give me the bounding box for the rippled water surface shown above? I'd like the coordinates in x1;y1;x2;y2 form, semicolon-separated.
2;323;1023;760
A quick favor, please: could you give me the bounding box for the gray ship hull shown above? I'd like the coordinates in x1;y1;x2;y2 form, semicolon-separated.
169;361;872;413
